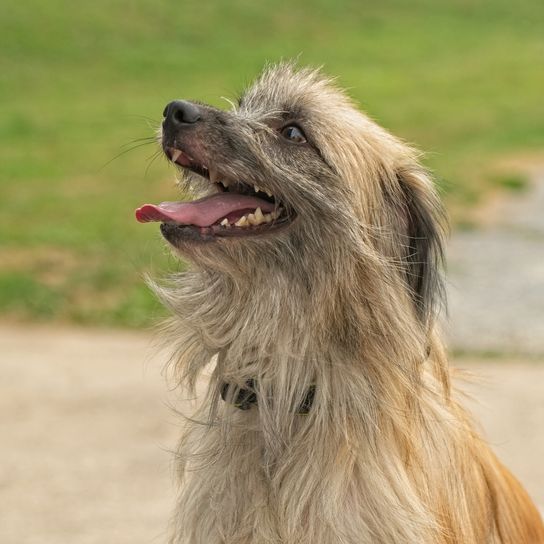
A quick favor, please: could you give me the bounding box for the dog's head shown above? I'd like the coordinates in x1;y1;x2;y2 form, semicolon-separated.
137;63;446;323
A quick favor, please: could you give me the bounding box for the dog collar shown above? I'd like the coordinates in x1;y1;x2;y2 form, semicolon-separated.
220;379;316;414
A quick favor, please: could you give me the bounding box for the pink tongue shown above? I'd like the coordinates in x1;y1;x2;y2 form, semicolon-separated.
135;193;275;227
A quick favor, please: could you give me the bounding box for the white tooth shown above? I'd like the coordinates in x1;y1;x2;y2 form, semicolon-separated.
220;218;229;226
266;190;273;197
275;208;283;219
247;213;258;225
263;213;273;223
254;207;264;222
171;149;182;163
254;185;260;193
234;215;248;227
209;169;220;183
221;179;231;188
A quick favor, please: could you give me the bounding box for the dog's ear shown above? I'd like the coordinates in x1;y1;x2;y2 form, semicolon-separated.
395;167;447;323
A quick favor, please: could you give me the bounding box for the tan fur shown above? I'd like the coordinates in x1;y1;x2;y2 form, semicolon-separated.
151;63;544;543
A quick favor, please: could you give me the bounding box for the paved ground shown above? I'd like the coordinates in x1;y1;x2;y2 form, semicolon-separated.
0;327;176;544
446;166;544;355
1;325;542;544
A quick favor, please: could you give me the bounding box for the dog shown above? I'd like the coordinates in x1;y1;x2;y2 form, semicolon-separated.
136;63;544;543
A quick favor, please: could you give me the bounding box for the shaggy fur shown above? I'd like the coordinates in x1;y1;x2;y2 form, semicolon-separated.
150;63;544;543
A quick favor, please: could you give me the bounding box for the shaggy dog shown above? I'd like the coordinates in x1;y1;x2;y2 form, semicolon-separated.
136;63;544;543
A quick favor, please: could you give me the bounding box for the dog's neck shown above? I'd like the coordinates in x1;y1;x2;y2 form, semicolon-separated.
160;259;439;419
163;264;458;543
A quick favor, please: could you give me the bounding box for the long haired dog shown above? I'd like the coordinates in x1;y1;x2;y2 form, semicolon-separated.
136;64;544;543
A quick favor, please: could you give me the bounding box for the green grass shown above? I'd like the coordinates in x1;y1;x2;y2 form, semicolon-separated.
1;0;543;326
491;173;529;192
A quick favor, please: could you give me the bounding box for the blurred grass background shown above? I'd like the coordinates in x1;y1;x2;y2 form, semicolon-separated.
1;0;543;327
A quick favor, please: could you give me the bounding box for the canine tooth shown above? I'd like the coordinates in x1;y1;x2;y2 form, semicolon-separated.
254;207;264;222
220;218;229;226
171;149;182;163
234;215;248;227
254;185;260;193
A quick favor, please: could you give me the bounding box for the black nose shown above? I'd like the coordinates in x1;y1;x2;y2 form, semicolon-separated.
163;100;201;125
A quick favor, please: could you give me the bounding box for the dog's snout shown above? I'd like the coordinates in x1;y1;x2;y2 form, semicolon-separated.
163;100;201;126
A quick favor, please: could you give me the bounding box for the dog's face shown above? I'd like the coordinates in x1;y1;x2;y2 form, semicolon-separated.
137;67;347;250
136;64;445;321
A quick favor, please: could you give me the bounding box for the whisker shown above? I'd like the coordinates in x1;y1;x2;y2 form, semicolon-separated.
99;141;156;171
145;149;163;177
120;136;157;149
220;96;237;111
121;114;160;124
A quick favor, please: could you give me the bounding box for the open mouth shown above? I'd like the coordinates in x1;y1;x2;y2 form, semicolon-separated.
135;147;293;242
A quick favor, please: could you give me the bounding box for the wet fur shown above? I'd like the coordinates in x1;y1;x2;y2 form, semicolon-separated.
153;64;544;543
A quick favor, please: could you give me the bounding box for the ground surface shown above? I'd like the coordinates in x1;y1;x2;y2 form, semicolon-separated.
1;327;175;544
1;325;542;544
447;165;544;355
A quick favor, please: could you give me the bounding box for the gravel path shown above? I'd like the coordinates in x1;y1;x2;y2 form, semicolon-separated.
1;325;542;543
446;168;544;355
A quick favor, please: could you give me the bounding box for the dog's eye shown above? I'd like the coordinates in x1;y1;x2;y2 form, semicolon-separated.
280;125;307;144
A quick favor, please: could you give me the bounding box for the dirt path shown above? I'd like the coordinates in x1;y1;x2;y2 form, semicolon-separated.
1;325;542;543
